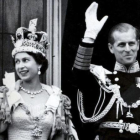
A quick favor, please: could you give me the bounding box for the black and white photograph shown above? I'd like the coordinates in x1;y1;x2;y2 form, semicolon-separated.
0;0;140;140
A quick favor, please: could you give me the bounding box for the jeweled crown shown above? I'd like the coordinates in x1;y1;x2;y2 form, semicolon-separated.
11;18;49;57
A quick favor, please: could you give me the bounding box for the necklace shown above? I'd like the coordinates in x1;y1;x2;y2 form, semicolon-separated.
20;85;44;98
116;94;140;118
113;77;140;119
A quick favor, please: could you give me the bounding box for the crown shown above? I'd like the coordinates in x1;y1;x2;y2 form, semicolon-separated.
11;18;49;57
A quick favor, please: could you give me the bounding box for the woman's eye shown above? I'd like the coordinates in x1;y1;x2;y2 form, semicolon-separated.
15;60;19;64
23;59;29;63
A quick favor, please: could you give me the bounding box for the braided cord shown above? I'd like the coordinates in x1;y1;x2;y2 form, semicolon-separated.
77;89;117;123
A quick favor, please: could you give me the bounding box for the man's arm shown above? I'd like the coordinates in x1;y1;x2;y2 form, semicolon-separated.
73;2;109;117
73;2;108;71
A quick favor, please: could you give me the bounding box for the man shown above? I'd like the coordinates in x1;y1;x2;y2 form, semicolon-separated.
73;2;140;140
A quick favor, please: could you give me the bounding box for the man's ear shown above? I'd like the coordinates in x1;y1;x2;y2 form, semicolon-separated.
137;40;139;51
108;43;114;54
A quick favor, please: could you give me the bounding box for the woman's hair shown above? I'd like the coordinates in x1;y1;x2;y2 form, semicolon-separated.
27;52;48;75
13;52;48;75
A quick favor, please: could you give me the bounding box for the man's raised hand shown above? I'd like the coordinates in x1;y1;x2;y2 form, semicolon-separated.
84;2;108;39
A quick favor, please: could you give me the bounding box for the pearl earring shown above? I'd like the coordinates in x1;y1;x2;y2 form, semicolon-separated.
38;67;41;75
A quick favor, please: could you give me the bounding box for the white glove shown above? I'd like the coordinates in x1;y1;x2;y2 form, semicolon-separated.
84;2;108;39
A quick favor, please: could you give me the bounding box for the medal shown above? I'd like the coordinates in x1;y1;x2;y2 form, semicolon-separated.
135;77;140;88
31;124;42;137
19;104;45;138
126;106;133;118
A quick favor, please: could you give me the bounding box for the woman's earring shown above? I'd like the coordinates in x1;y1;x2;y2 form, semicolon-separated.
38;67;41;75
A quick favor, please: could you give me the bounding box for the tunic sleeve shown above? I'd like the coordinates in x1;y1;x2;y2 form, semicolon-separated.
73;41;102;117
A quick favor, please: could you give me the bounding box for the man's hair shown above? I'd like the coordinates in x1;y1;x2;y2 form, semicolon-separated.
108;23;140;44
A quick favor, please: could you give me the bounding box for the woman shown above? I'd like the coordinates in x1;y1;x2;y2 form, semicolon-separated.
0;19;78;140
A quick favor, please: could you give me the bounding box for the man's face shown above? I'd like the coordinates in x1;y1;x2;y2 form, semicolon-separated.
108;29;139;66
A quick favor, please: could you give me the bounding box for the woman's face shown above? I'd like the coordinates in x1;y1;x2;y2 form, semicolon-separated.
15;52;40;82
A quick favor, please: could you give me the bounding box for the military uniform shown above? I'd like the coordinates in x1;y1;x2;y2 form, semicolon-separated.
73;41;140;140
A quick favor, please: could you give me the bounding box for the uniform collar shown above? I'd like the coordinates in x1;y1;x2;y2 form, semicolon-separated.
114;61;140;73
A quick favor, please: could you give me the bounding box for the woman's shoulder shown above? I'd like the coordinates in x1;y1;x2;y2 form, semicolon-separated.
41;84;62;95
42;83;71;107
42;84;71;104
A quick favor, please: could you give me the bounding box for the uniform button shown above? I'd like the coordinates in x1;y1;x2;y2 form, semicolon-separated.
115;77;119;81
119;119;123;123
113;71;117;74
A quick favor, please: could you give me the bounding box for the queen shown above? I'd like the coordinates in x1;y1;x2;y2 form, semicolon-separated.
0;19;78;140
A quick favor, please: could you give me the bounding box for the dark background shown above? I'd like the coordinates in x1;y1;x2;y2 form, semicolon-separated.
62;0;140;138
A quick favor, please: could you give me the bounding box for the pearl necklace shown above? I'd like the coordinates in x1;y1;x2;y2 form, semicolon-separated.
20;85;44;98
